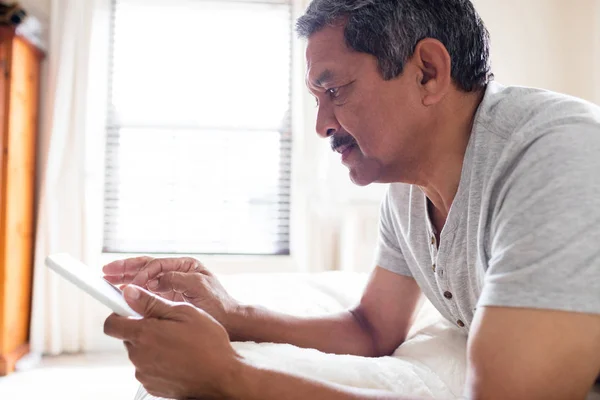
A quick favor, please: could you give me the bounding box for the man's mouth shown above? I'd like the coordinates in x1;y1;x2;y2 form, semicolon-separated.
335;142;354;155
337;143;358;163
330;134;358;163
331;135;357;153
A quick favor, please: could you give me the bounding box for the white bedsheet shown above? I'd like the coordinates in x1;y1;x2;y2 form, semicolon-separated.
227;272;466;399
136;271;600;400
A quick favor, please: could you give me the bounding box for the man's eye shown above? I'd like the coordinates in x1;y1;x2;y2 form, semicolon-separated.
326;87;340;99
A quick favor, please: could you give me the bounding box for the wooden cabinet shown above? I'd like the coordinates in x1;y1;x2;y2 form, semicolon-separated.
0;26;43;376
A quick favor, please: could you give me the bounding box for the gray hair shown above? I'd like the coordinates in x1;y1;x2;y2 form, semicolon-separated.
296;0;493;92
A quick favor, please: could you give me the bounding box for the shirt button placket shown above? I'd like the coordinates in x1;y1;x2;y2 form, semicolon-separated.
430;234;437;274
432;230;462;328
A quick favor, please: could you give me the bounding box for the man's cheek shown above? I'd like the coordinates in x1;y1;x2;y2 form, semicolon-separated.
354;134;371;157
337;104;361;129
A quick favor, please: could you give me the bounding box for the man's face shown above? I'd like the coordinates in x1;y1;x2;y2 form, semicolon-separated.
306;24;428;186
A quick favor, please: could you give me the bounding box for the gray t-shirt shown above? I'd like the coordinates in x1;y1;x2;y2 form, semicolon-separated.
376;81;600;332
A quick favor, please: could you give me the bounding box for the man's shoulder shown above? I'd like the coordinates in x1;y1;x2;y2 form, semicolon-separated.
477;82;600;142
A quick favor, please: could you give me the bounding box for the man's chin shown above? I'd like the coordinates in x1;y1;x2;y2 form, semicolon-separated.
344;155;383;186
348;165;381;186
348;171;370;186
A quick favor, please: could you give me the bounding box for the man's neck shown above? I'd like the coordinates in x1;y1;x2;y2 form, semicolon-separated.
418;88;485;224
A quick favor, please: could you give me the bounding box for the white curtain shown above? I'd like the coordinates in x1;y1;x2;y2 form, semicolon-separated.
30;0;105;356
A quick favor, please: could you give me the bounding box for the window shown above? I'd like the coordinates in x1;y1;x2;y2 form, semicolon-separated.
104;0;292;255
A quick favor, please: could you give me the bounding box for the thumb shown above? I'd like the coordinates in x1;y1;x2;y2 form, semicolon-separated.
124;285;173;318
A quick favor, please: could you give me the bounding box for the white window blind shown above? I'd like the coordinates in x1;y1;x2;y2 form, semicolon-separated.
104;0;292;255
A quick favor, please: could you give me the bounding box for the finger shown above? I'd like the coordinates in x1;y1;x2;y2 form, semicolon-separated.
187;257;211;276
103;256;154;276
105;275;155;293
104;274;137;285
124;285;176;319
149;271;202;296
104;313;142;341
130;258;198;287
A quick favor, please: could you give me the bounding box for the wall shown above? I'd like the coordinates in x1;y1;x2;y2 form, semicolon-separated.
554;0;598;102
19;0;50;18
18;0;49;34
474;0;599;103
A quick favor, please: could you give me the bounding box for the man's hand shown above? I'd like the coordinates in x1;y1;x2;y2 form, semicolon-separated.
104;285;242;399
103;257;239;330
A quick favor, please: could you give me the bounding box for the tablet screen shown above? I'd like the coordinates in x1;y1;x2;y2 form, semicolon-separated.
46;253;140;317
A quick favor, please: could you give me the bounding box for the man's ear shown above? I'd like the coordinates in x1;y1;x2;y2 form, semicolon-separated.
411;38;452;106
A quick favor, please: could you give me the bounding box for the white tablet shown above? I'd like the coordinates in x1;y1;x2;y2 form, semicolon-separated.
45;253;141;318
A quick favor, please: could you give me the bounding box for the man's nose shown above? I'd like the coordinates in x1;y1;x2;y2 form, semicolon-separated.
315;102;340;139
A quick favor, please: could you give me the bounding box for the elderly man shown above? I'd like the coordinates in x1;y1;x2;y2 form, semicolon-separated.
103;0;600;398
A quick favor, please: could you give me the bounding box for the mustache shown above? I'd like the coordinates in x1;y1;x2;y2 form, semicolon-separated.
330;134;357;152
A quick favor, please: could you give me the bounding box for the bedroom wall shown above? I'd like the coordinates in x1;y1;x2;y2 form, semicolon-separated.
19;0;50;23
553;0;598;103
474;0;599;103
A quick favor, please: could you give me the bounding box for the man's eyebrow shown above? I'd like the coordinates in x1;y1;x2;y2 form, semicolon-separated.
313;69;335;87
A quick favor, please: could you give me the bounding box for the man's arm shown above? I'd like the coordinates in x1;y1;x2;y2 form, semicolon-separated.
228;266;423;357
465;306;600;399
461;125;600;398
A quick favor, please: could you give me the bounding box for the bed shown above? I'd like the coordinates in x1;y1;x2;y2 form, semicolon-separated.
136;271;600;400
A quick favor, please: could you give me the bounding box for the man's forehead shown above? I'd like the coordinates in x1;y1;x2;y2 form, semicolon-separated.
305;26;351;87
